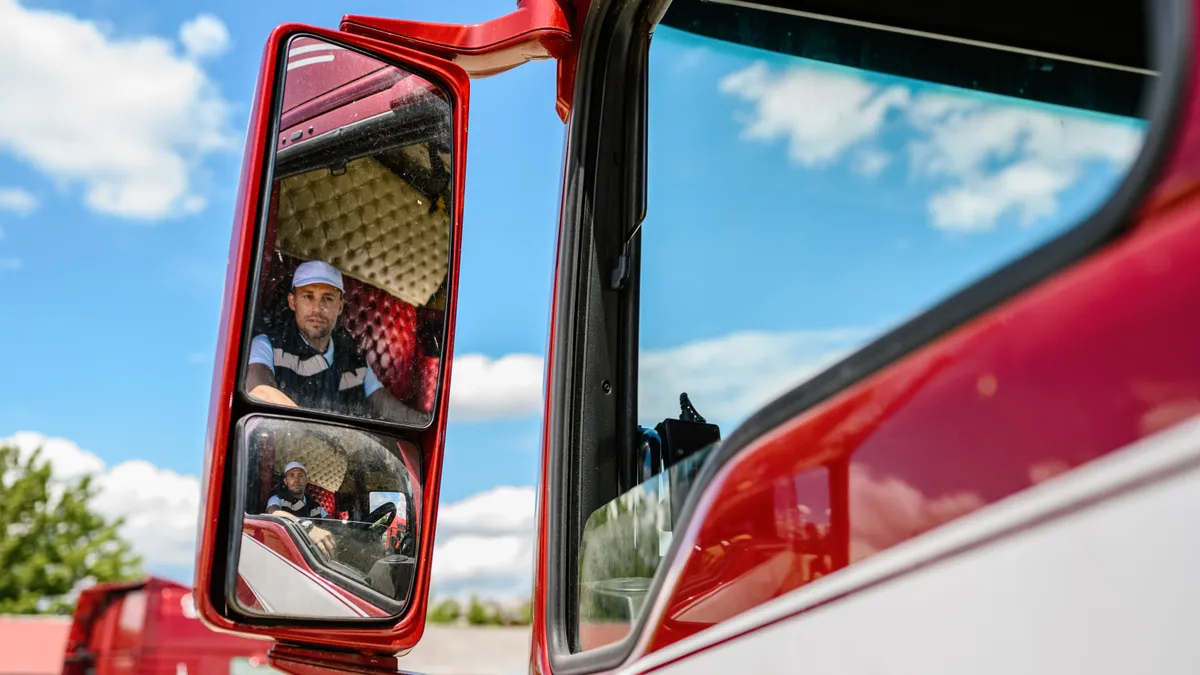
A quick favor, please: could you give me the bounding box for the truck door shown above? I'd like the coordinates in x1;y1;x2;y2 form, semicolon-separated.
532;0;1200;672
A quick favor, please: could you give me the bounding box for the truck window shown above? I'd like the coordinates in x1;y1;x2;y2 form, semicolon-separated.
573;0;1153;652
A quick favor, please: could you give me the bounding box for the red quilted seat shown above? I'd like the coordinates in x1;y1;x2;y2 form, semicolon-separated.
341;277;418;399
414;345;440;413
307;484;339;519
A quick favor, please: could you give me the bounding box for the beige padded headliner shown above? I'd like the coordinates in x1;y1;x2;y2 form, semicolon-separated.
276;155;450;307
275;433;348;493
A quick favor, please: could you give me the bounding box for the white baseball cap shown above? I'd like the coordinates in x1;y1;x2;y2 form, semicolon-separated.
283;461;307;475
292;260;344;293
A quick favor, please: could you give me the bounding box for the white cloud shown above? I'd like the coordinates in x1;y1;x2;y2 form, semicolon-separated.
719;62;909;167
351;329;864;427
638;328;869;427
179;14;231;60
849;462;986;561
436;486;537;537
430;486;536;600
853;149;892;178
0;187;37;215
5;431;104;481
0;0;236;219
672;47;708;74
442;329;870;429
719;61;1146;232
908;97;1144;231
2;432;200;570
448;353;544;421
928;160;1076;232
0;257;21;271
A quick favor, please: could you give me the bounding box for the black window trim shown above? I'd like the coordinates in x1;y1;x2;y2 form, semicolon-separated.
542;0;1192;671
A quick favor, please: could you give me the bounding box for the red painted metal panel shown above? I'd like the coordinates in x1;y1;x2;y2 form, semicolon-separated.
339;0;576;119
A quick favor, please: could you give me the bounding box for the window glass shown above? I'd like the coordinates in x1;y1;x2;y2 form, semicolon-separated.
573;0;1151;652
636;27;1147;433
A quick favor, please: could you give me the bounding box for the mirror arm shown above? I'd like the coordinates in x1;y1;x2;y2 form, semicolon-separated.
269;642;410;675
340;0;576;119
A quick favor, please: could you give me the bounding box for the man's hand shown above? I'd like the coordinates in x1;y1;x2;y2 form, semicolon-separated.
249;384;299;407
309;525;337;558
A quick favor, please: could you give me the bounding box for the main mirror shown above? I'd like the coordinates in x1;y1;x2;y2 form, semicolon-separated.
241;34;454;429
230;415;423;619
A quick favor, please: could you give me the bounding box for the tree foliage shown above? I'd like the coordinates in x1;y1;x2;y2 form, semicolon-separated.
466;595;500;626
427;597;462;623
0;444;142;614
428;596;532;626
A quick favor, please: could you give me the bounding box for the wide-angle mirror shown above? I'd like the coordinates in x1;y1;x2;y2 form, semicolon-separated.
577;441;715;649
229;415;423;620
241;34;454;429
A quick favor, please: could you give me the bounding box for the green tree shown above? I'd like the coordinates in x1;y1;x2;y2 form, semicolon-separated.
427;597;462;624
512;599;532;626
466;595;499;626
0;444;142;614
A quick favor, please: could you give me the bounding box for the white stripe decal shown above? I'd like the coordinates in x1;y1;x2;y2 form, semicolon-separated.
339;367;367;391
238;533;367;618
287;55;335;71
626;414;1200;674
288;44;345;57
273;348;329;377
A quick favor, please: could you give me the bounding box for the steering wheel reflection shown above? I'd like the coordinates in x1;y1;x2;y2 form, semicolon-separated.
365;501;397;534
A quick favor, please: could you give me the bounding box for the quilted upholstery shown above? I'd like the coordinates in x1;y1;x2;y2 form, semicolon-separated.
275;156;450;308
307;484;339;519
414;348;440;413
274;432;348;493
341;277;419;402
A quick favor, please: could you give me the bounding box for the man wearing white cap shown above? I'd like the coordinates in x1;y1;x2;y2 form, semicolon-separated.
244;260;420;423
265;460;336;556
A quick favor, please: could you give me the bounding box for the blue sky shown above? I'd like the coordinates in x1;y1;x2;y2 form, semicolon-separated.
0;0;562;592
0;0;1146;598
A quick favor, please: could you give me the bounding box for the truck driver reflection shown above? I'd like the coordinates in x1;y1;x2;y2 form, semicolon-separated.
264;461;337;557
245;260;421;423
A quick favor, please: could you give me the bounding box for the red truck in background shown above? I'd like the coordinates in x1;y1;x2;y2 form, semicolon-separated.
61;577;275;675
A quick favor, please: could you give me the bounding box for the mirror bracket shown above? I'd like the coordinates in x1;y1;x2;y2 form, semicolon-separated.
268;642;411;675
340;0;576;119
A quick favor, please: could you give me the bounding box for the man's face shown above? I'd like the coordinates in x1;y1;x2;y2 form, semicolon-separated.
288;282;343;343
284;467;308;497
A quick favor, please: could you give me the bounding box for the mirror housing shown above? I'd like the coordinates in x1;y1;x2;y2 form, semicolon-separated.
195;22;469;654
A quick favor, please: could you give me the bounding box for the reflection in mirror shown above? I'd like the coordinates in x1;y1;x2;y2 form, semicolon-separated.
231;415;422;620
576;443;715;650
242;34;455;428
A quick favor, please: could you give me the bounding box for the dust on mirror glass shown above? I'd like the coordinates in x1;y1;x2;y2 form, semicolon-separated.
242;35;454;428
233;415;422;619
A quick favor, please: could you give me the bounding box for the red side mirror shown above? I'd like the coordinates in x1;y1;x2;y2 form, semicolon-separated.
194;22;469;655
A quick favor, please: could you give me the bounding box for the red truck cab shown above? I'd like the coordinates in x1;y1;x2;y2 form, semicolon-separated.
62;578;273;675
